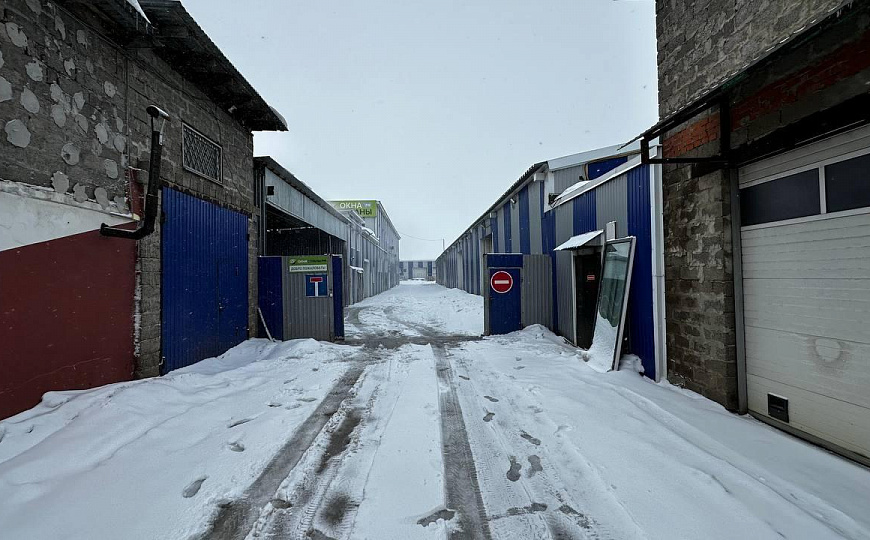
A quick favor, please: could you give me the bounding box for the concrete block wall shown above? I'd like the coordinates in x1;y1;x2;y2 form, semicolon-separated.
656;1;870;409
656;0;845;117
1;0;260;378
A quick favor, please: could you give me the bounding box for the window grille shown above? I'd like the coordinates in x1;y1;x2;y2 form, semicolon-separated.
182;124;222;182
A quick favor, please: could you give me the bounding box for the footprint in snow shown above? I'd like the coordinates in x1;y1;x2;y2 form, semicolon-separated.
267;402;282;408
506;457;522;482
520;431;541;446
297;397;317;403
514;366;525;370
228;441;245;452
182;476;207;498
483;396;499;403
227;417;254;428
528;455;543;477
483;412;495;422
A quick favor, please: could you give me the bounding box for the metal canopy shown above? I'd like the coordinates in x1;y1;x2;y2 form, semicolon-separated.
555;230;603;251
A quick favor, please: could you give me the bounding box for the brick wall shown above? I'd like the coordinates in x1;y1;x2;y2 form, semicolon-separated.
656;0;845;117
1;0;260;378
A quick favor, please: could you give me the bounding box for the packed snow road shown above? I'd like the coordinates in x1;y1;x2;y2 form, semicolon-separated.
1;282;869;540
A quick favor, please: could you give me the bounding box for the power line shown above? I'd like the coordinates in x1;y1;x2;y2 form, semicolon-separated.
398;231;444;242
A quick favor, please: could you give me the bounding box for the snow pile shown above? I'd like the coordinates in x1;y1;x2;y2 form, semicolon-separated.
584;313;618;372
455;326;870;539
0;339;353;540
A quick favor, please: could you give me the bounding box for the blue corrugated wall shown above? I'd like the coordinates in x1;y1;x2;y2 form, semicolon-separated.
162;188;249;373
257;257;284;340
588;156;628;180
572;191;597;234
626;166;655;379
519;186;531;254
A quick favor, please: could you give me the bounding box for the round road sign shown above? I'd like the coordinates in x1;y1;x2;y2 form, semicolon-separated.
490;270;514;294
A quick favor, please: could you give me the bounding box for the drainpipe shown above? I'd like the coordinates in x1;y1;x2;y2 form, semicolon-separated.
101;105;170;239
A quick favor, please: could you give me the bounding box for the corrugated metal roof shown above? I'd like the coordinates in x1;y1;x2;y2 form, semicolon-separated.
255;157;348;222
139;1;287;132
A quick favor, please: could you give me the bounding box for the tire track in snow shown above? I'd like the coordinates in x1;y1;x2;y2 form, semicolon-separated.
432;344;494;540
200;360;368;540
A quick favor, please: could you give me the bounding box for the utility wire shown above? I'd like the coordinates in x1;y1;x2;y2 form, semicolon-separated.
398;231;444;242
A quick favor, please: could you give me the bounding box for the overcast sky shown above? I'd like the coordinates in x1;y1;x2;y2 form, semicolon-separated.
184;0;658;260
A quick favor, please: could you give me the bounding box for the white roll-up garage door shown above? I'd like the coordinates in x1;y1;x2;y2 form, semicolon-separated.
738;125;870;461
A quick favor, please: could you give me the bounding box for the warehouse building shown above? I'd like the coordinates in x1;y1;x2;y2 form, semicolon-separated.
0;0;285;419
400;260;436;280
331;200;401;298
642;0;870;464
437;143;667;380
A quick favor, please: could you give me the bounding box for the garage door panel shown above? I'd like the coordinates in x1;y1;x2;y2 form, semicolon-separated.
743;262;870;280
741;238;870;262
741;212;870;246
743;278;870;303
744;326;870;408
739;126;870;186
748;374;870;459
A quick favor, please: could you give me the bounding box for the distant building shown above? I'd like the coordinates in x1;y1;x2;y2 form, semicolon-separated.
0;0;285;419
329;200;401;297
400;260;436;280
643;0;870;464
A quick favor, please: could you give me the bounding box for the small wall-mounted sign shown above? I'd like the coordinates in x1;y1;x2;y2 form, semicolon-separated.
306;273;328;297
288;256;328;273
586;274;596;282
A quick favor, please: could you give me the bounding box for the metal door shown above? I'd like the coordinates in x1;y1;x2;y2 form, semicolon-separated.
162;188;249;373
488;267;522;334
332;255;345;339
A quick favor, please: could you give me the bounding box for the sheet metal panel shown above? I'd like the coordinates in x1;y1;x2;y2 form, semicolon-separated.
162;188;249;373
503;204;513;253
530;181;543;254
283;258;333;341
257;256;284;340
588;156;628;179
542;208;559;331
519;186;531;254
626;166;656;379
555;201;573;245
491;213;500;253
572;191;597;235
522;254;553;329
554;164;585;193
266;168;348;241
555;250;574;339
511;199;520;253
595;174;628;238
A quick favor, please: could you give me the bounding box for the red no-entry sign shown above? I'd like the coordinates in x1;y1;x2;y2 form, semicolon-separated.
490;270;514;294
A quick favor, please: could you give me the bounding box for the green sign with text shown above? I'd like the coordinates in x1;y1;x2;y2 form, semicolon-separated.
287;256;329;273
332;200;378;218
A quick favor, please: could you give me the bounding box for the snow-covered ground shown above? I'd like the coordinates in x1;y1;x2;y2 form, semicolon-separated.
0;282;868;539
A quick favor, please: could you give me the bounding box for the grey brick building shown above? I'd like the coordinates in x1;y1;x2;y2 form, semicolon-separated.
642;0;870;464
0;0;284;418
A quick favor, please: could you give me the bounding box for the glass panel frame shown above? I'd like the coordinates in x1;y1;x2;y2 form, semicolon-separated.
588;236;636;372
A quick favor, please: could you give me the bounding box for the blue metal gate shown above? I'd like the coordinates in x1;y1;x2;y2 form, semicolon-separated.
332;255;345;339
161;188;249;373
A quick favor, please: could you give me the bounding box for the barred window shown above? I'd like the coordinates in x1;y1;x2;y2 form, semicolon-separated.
182;123;222;182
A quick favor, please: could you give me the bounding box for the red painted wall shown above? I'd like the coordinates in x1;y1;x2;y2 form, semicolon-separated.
0;229;136;419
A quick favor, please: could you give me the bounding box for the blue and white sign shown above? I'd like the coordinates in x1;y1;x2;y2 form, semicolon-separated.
305;274;328;297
